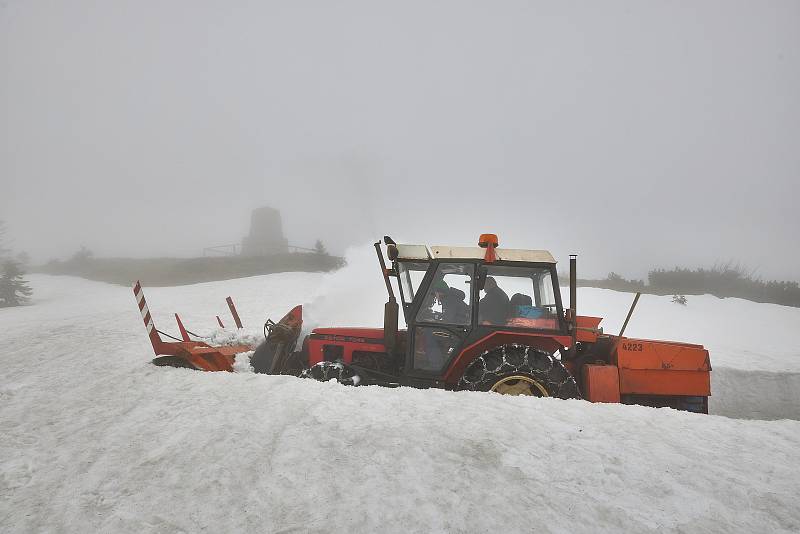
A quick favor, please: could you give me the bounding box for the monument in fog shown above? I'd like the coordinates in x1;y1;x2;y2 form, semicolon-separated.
241;206;288;256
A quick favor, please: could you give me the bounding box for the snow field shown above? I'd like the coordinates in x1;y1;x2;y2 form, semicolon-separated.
1;347;799;532
1;246;799;532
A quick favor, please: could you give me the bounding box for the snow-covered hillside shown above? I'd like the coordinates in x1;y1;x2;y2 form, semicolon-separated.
2;250;799;532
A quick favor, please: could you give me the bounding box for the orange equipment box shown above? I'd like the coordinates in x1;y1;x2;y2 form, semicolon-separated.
582;364;621;403
612;337;711;396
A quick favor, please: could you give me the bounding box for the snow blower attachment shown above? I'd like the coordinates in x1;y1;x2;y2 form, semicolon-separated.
249;306;303;374
133;281;255;371
133;281;303;373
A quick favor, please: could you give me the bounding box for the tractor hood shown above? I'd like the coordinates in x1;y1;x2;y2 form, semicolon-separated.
311;327;387;342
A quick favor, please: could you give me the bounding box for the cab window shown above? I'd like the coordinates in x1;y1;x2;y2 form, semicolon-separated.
415;263;473;326
478;265;560;329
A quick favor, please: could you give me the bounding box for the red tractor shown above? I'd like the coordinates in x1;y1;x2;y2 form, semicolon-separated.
249;234;712;413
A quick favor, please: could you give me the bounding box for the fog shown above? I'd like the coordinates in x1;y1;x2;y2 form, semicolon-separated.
2;1;798;281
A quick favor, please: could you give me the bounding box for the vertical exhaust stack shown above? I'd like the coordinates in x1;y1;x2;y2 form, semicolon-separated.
374;239;398;353
570;255;578;356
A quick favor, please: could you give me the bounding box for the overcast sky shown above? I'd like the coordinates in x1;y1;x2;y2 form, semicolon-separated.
2;1;798;280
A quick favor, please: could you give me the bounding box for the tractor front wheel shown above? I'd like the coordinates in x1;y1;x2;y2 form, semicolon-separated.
458;344;580;399
300;361;361;386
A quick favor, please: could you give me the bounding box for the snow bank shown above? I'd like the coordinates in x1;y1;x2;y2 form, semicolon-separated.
1;267;799;532
711;367;800;420
1;361;799;532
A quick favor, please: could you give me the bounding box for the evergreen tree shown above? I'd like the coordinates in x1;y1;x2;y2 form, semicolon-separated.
0;221;33;307
0;259;33;307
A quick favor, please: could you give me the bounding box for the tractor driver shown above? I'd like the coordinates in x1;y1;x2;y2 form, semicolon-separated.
416;277;470;370
479;276;510;325
416;278;452;370
443;286;469;324
418;279;450;322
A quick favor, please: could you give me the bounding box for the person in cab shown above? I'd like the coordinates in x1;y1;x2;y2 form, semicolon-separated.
479;276;509;325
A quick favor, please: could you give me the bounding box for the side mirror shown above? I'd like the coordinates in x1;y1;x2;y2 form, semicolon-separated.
387;244;398;261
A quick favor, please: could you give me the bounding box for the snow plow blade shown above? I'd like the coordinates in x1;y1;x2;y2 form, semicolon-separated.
251;305;303;374
133;281;254;372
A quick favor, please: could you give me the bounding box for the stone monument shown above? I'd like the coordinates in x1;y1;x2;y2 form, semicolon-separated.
241;206;289;256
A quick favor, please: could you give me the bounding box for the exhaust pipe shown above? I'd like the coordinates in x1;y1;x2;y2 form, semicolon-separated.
374;240;398;352
570;254;577;357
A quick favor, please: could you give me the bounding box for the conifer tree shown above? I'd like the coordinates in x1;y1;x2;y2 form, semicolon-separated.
0;220;33;307
0;259;33;307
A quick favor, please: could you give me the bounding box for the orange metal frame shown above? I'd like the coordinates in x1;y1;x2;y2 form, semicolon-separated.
133;281;253;372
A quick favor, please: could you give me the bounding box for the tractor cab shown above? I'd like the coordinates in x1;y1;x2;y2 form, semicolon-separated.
391;240;569;384
301;234;581;390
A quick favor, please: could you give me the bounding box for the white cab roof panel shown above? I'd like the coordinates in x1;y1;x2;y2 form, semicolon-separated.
395;244;556;264
395;244;431;260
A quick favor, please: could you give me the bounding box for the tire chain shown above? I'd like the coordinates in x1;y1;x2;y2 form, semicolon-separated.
458;343;579;399
300;361;361;386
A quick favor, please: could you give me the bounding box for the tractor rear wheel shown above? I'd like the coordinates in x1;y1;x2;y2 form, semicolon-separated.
458;344;580;399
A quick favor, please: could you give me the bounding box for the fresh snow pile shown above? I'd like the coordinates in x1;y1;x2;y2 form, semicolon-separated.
1;247;799;533
205;328;262;349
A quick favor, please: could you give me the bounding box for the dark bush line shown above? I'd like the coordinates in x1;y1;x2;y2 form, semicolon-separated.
561;265;800;308
33;253;345;287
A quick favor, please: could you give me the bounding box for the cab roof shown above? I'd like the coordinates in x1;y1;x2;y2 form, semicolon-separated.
395;244;556;264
